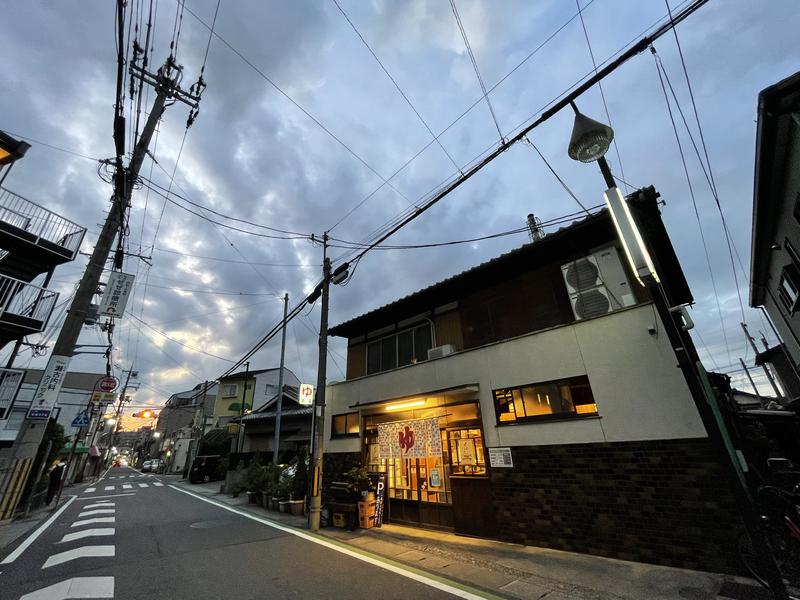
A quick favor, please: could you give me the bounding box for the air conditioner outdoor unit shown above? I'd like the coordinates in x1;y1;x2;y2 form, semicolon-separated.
427;344;455;360
561;247;635;321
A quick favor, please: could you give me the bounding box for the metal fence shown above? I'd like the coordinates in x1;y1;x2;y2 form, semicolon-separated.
0;273;58;328
0;187;86;258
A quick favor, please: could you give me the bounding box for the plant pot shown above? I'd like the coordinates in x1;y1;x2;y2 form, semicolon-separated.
288;500;304;516
247;491;258;504
278;500;290;513
260;491;269;507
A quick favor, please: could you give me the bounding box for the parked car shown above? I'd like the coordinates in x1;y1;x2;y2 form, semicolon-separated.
141;460;153;473
189;455;223;484
150;459;165;474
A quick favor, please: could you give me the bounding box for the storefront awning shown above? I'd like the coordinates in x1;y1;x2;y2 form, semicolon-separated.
349;385;479;410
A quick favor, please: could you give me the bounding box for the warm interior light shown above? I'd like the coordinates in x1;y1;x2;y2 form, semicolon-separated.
386;399;426;412
575;403;598;415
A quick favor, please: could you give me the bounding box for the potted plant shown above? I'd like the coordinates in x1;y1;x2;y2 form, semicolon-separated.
244;455;267;504
288;447;309;516
346;466;374;499
262;463;280;508
275;478;292;512
231;463;246;498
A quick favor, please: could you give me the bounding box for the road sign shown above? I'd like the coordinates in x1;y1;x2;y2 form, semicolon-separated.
91;391;115;404
98;377;118;392
98;271;135;317
298;383;315;406
71;410;91;428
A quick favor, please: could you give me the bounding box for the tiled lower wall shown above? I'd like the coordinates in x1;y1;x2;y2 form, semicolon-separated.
489;437;743;573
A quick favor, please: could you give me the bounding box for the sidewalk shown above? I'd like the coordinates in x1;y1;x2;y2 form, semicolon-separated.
168;478;771;600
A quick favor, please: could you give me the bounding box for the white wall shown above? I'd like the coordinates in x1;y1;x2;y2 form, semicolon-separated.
325;303;707;453
251;368;301;411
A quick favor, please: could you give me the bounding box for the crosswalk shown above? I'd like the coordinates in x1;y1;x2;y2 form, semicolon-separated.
85;482;162;493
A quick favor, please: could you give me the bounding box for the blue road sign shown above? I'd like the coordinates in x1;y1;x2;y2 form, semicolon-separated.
71;410;91;428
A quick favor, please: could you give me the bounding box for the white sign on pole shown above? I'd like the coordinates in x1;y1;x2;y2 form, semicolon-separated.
298;383;315;406
488;447;514;468
98;271;135;317
27;354;71;420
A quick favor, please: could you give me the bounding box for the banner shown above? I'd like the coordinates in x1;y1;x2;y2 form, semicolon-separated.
377;417;442;459
374;473;386;528
27;354;71;420
98;271;135;317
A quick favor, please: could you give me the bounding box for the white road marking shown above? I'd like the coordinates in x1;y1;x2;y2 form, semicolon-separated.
19;576;114;599
76;493;134;500
122;484;132;489
59;528;115;543
42;545;115;569
84;487;96;493
153;482;164;487
83;502;114;509
138;483;149;488
71;517;115;528
103;486;114;491
0;496;76;565
77;509;115;517
170;485;490;600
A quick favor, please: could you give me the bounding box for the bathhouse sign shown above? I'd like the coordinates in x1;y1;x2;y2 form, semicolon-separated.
377;418;442;459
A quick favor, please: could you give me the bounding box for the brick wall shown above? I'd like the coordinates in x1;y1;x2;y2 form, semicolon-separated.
490;438;743;573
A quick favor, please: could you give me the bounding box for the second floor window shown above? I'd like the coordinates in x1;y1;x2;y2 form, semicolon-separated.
221;384;238;397
493;375;598;424
332;412;360;437
366;323;433;375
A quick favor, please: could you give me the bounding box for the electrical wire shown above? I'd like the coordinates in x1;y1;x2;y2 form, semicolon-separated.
449;0;503;141
153;246;316;267
522;137;591;215
652;48;733;366
128;313;235;362
332;0;461;174
575;0;629;193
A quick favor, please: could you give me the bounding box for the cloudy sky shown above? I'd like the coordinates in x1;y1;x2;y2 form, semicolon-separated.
1;0;798;421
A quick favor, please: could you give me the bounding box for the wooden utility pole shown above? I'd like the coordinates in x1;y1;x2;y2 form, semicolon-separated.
309;235;330;531
7;54;200;513
273;293;289;464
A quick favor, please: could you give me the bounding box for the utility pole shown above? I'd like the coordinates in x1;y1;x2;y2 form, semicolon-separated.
739;358;762;399
309;234;330;531
186;380;209;477
273;294;289;465
741;322;782;399
5;50;201;516
109;367;136;451
237;362;250;454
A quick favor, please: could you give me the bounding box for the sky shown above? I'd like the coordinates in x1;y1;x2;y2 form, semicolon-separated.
1;0;798;424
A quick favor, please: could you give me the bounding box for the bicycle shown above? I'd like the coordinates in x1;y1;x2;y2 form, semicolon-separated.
738;483;800;596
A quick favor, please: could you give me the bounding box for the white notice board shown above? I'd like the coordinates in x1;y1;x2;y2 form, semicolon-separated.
488;447;513;468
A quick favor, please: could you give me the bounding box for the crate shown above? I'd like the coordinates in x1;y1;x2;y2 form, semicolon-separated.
359;514;375;529
358;500;376;517
332;512;347;528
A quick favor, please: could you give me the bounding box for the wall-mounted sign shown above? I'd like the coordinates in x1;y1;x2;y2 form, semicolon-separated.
91;391;116;404
429;468;441;488
98;376;118;392
27;354;71;420
298;383;315;406
377;418;442;459
488;447;514;468
98;271;135;317
374;473;386;528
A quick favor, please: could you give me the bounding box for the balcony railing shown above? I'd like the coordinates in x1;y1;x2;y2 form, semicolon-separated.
0;187;86;259
0;274;58;330
0;368;24;420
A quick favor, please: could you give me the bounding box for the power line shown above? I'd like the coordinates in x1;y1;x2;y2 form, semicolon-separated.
153;246;316;267
522;137;591;215
449;0;503;141
652;49;733;367
331;0;461;173
575;0;629;194
178;1;416;210
128;313;235;362
2;132;101;162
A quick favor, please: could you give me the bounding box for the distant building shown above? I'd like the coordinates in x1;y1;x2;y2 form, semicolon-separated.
156;382;218;439
211;368;299;429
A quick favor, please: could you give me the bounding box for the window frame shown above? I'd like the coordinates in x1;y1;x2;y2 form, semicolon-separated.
221;383;238;397
331;411;361;438
365;322;434;375
492;375;598;425
778;264;800;314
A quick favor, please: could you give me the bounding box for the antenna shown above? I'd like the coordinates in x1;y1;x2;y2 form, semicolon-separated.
527;213;544;242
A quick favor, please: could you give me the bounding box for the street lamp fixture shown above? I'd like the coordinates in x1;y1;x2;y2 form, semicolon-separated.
567;101;614;163
566;102;658;285
106;418;117;426
152;431;161;438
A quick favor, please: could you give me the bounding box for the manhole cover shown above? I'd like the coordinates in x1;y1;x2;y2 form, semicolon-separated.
190;519;231;529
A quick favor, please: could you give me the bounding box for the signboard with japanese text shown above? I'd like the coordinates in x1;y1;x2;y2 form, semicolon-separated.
298;383;315;406
27;354;71;420
98;271;135;317
488;447;514;468
377;418;442;459
374;473;386;528
91;391;116;404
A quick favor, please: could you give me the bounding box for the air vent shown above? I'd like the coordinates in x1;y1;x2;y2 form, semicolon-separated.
561;247;635;321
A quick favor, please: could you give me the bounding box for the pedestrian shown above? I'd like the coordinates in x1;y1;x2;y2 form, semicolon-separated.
46;460;65;505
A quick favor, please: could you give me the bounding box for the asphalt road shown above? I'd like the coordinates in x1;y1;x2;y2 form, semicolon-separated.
0;466;476;600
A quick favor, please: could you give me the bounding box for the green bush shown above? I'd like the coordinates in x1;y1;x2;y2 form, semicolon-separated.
292;447;309;501
244;453;268;492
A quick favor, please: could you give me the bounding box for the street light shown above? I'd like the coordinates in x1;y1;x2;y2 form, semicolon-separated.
0;131;31;185
565;99;791;600
152;431;161;438
106;418;117;427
